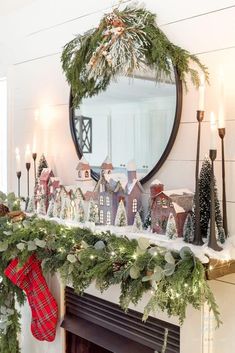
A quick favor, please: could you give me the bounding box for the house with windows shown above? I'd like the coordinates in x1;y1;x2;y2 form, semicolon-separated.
95;159;144;225
76;157;97;202
150;179;193;236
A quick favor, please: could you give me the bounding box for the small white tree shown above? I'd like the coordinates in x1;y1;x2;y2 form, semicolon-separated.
27;196;35;213
60;198;69;220
87;199;99;223
38;197;46;215
47;198;55;218
165;213;178;239
115;200;127;227
183;213;193;243
53;195;61;218
132;211;143;232
76;199;85;223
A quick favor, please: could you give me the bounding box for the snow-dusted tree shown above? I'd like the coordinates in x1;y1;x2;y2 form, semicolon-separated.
183;213;193;243
206;219;225;244
87;199;99;223
27;196;36;213
218;227;226;244
115;200;127;227
76;199;85;223
53;195;61;218
38;197;46;215
47;198;55;218
132;211;143;232
194;156;225;239
143;207;151;230
60;198;70;220
37;154;48;178
165;213;178;239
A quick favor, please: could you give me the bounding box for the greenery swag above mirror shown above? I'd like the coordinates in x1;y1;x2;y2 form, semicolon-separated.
61;3;208;108
61;3;208;182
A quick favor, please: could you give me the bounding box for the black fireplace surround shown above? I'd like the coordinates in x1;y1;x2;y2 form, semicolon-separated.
61;287;180;353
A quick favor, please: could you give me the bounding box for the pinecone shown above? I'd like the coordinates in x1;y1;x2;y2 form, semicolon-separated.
112;262;122;272
0;204;9;217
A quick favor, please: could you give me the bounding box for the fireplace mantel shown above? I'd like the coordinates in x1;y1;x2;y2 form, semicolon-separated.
19;272;235;353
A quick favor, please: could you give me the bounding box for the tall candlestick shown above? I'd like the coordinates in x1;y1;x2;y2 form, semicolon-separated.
192;110;204;246
218;128;228;237
210;112;217;150
32;153;37;184
16;171;21;198
198;75;205;111
26;162;31;198
208;149;222;251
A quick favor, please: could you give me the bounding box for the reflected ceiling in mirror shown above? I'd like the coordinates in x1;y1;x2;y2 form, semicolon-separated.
70;68;182;183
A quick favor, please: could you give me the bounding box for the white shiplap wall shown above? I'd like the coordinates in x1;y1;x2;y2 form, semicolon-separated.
1;1;235;352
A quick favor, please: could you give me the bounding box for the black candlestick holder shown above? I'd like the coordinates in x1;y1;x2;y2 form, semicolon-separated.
16;171;21;198
218;128;228;237
26;162;31;198
32;153;37;184
192;110;204;245
208;149;222;251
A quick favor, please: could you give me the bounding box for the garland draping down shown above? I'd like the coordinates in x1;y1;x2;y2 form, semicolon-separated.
0;216;221;353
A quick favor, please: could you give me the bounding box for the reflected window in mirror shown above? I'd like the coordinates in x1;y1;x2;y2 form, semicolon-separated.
70;67;182;184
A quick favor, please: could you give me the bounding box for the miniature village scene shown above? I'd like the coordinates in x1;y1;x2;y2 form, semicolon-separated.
26;153;227;257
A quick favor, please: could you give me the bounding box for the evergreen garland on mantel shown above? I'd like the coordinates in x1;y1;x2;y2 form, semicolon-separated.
0;216;221;353
61;3;209;107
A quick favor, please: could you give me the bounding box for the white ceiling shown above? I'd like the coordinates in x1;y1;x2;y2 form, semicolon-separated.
0;0;36;16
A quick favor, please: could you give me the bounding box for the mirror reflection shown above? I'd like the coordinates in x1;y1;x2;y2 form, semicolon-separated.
73;70;177;180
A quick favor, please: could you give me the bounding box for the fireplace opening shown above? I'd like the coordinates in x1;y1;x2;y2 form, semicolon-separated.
66;333;113;353
61;287;180;353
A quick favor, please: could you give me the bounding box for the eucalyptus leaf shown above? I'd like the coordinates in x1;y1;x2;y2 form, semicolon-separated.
164;263;176;276
179;246;193;260
94;240;105;250
67;254;77;263
12;223;21;231
27;241;37;251
165;251;175;265
142;275;153;282
22;220;31;229
0;191;7;201
137;237;149;251
34;238;46;248
0;242;8;252
68;264;74;275
3;231;13;236
136;246;145;255
129;266;140;279
153;266;164;281
0;306;7;315
148;246;159;256
6;309;14;316
16;243;25;251
7;193;16;202
81;240;89;249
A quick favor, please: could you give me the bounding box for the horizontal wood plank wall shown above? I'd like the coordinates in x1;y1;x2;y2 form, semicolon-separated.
1;1;235;352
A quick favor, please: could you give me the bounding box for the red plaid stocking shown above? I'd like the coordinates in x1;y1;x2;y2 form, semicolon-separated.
4;254;58;342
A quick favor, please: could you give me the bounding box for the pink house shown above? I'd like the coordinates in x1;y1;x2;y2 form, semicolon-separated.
150;180;193;237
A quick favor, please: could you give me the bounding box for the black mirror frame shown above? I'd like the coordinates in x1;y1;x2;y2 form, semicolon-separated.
69;67;182;185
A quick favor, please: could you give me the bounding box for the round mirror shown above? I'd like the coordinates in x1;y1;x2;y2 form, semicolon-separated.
70;68;182;184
